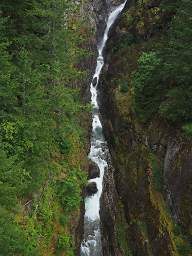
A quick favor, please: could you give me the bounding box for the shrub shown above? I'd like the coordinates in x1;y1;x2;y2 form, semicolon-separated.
57;170;82;212
133;52;162;121
120;81;129;93
57;233;74;256
182;123;192;138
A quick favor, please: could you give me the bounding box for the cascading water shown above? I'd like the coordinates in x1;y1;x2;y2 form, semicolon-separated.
80;2;127;255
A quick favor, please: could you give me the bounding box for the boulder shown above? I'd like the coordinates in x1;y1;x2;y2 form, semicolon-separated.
88;162;100;179
85;182;98;196
92;77;98;87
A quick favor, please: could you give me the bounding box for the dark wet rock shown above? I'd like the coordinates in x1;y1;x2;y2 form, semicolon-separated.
97;0;185;254
92;77;98;87
88;162;100;179
90;0;126;41
85;182;98;196
100;164;122;256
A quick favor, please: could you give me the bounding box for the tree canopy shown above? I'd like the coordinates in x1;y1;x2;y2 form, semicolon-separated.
133;0;192;129
0;0;88;254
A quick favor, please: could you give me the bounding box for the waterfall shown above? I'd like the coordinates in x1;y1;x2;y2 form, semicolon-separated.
80;2;127;255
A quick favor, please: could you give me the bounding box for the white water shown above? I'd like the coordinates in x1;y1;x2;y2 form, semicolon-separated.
80;2;127;255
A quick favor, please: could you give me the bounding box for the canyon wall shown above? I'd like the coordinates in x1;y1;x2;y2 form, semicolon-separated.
98;0;192;255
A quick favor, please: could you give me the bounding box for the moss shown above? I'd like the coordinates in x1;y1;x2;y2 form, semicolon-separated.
168;145;192;238
114;138;179;255
130;219;153;256
116;201;133;256
149;153;164;192
182;123;192;138
15;126;87;255
103;0;192;254
56;232;74;256
154;185;192;255
173;224;192;256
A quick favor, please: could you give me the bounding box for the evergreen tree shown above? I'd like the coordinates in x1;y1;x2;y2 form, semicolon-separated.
133;0;192;125
0;0;88;254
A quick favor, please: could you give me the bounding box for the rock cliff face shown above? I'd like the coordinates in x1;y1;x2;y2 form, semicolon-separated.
83;0;127;39
97;0;192;255
80;1;131;255
79;0;192;255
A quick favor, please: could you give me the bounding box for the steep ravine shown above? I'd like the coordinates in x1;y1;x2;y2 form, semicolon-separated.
98;0;192;255
79;0;192;255
80;2;128;256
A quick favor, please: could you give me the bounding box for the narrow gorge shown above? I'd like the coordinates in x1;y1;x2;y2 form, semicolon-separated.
80;0;192;255
0;0;192;255
80;2;127;255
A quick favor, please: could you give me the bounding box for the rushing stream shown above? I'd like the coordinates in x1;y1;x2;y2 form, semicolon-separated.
80;2;127;255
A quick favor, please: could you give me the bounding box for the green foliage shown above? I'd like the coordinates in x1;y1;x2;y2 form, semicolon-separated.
113;34;137;53
182;123;192;138
59;215;70;226
133;0;192;127
23;217;40;256
117;221;133;255
59;138;71;154
57;233;74;255
173;224;192;256
149;153;164;192
57;168;85;212
0;0;88;254
159;88;192;123
0;208;32;256
116;202;133;256
119;80;129;93
133;52;162;121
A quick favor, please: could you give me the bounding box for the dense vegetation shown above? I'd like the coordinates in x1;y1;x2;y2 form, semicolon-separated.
133;0;192;132
0;0;88;255
100;0;192;254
